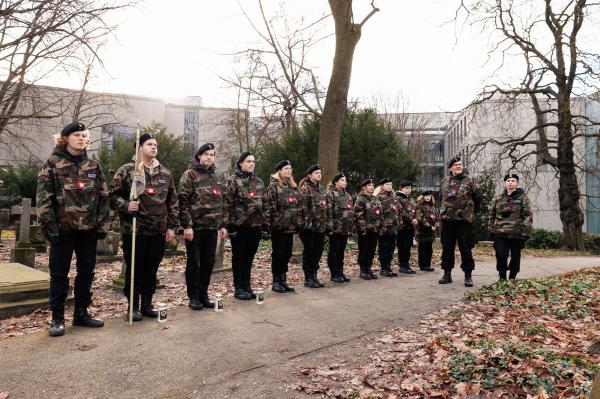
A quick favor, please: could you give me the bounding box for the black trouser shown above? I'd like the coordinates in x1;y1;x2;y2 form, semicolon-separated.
299;231;325;274
185;229;218;300
271;231;294;276
122;234;166;299
327;234;348;276
357;232;378;270
230;227;261;290
396;229;414;265
493;237;524;274
440;221;475;272
49;229;98;310
378;234;396;268
418;240;433;268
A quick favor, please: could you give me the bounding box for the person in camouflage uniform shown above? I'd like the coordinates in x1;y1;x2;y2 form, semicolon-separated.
223;150;267;300
488;173;533;281
396;180;419;274
109;133;179;321
438;156;483;287
326;172;354;283
298;164;332;288
354;179;382;280
36;122;109;337
264;160;299;293
375;178;399;278
416;190;438;272
179;143;227;310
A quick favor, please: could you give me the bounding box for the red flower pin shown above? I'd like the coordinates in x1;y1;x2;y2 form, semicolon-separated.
76;181;85;190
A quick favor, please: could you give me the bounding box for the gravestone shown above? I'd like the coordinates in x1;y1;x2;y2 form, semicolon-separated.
0;262;72;319
213;234;231;273
15;222;47;253
96;231;121;264
10;199;36;268
164;236;185;257
0;208;9;246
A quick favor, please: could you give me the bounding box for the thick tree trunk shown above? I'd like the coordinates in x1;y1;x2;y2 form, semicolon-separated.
317;0;362;184
556;100;584;250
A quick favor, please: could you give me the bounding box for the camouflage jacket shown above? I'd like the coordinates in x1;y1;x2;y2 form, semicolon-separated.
416;198;439;242
109;159;179;235
440;173;482;224
354;193;382;235
298;179;332;233
178;160;223;230
223;166;265;229
397;192;420;231
36;146;110;238
264;175;300;233
488;188;533;239
377;190;399;236
328;186;354;236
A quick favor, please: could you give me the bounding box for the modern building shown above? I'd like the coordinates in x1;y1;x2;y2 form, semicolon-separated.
445;95;600;232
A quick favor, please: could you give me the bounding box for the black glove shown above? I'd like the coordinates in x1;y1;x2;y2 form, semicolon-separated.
97;231;108;240
260;226;271;240
42;227;60;245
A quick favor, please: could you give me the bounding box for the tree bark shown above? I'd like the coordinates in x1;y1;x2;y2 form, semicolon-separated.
317;0;366;184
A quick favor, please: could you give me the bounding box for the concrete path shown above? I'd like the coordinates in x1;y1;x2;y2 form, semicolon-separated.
1;256;598;399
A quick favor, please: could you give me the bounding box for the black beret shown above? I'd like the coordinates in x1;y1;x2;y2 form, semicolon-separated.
421;190;433;196
306;164;320;175
61;122;86;136
237;150;253;165
195;142;215;157
399;180;412;188
360;178;373;188
331;172;345;184
448;156;462;169
504;173;519;181
135;133;155;148
378;177;392;186
275;160;291;171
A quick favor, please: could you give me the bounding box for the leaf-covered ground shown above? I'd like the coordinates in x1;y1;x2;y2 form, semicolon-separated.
292;268;600;398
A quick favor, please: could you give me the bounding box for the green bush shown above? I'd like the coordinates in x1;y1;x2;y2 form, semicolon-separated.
526;228;563;249
583;233;600;254
0;161;41;208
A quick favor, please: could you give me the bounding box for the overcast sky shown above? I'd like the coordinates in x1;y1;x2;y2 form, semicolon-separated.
39;1;548;113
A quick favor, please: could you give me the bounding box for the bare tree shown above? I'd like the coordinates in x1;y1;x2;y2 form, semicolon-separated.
0;0;135;156
458;0;600;250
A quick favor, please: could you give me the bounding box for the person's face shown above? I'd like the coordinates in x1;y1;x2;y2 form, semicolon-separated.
450;161;464;176
424;194;432;202
335;176;347;190
198;149;215;166
141;139;158;158
365;183;374;194
65;131;87;151
400;185;412;195
280;165;292;178
241;155;255;172
505;178;518;191
309;170;322;182
383;182;393;192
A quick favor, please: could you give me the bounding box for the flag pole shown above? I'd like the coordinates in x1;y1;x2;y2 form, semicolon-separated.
129;122;141;325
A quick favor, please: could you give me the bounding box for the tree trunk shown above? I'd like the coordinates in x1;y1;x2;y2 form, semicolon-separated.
317;0;362;184
556;99;584;250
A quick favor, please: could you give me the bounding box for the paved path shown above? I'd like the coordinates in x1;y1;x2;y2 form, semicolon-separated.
1;256;598;399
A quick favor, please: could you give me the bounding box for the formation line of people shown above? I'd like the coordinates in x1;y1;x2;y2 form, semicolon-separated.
36;122;533;337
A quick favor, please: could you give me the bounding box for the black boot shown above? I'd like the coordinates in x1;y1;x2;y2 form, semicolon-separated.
420;265;435;272
438;270;452;284
341;273;351;282
49;306;65;337
464;271;473;287
330;274;345;283
399;264;416;274
380;266;397;277
127;294;144;320
272;274;286;293
73;305;104;328
188;296;203;310
498;270;507;281
304;270;320;288
245;282;257;299
508;270;518;280
200;291;215;308
141;295;158;318
280;274;295;292
234;288;252;300
312;271;325;287
359;265;372;280
367;266;378;279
